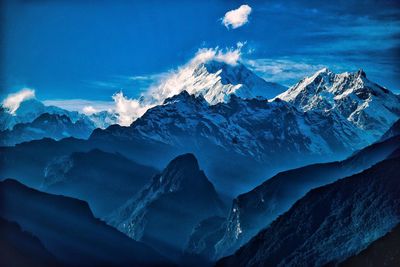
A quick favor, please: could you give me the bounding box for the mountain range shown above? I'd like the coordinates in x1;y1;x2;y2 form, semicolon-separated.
90;68;399;196
0;98;117;146
1;64;399;266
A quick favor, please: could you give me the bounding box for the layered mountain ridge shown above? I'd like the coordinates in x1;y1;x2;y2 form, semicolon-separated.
212;134;400;259
0;179;172;267
217;154;400;266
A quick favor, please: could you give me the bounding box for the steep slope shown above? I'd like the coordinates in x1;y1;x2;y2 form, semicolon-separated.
0;217;61;267
42;149;158;217
0;113;95;146
339;223;400;267
145;60;286;106
108;153;225;260
214;135;400;259
0;179;171;267
277;68;400;141
217;155;400;267
183;216;226;264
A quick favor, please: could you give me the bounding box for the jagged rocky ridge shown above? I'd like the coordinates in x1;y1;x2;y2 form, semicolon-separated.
211;135;400;259
108;153;225;260
0;179;172;267
277;68;400;141
217;154;400;266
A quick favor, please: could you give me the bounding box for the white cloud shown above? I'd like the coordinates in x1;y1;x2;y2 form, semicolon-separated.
222;5;252;29
112;92;153;126
191;44;242;66
2;88;36;114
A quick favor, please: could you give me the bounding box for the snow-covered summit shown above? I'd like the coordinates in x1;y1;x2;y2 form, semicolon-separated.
276;68;400;139
145;60;286;106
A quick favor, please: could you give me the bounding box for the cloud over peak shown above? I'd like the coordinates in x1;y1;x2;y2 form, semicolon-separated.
110;44;245;125
222;5;252;29
192;43;243;66
2;88;36;114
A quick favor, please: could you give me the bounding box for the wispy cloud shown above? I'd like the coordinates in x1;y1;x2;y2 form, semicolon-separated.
222;5;252;29
43;99;114;113
2;88;36;114
244;58;326;86
85;73;168;97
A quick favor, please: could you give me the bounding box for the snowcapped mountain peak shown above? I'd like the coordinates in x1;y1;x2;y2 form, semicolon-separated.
277;68;400;140
145;59;286;106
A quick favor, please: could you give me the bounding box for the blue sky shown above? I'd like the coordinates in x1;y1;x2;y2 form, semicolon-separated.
2;0;400;104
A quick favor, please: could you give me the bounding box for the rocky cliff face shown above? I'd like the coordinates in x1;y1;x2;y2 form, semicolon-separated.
213;135;400;259
108;153;225;259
